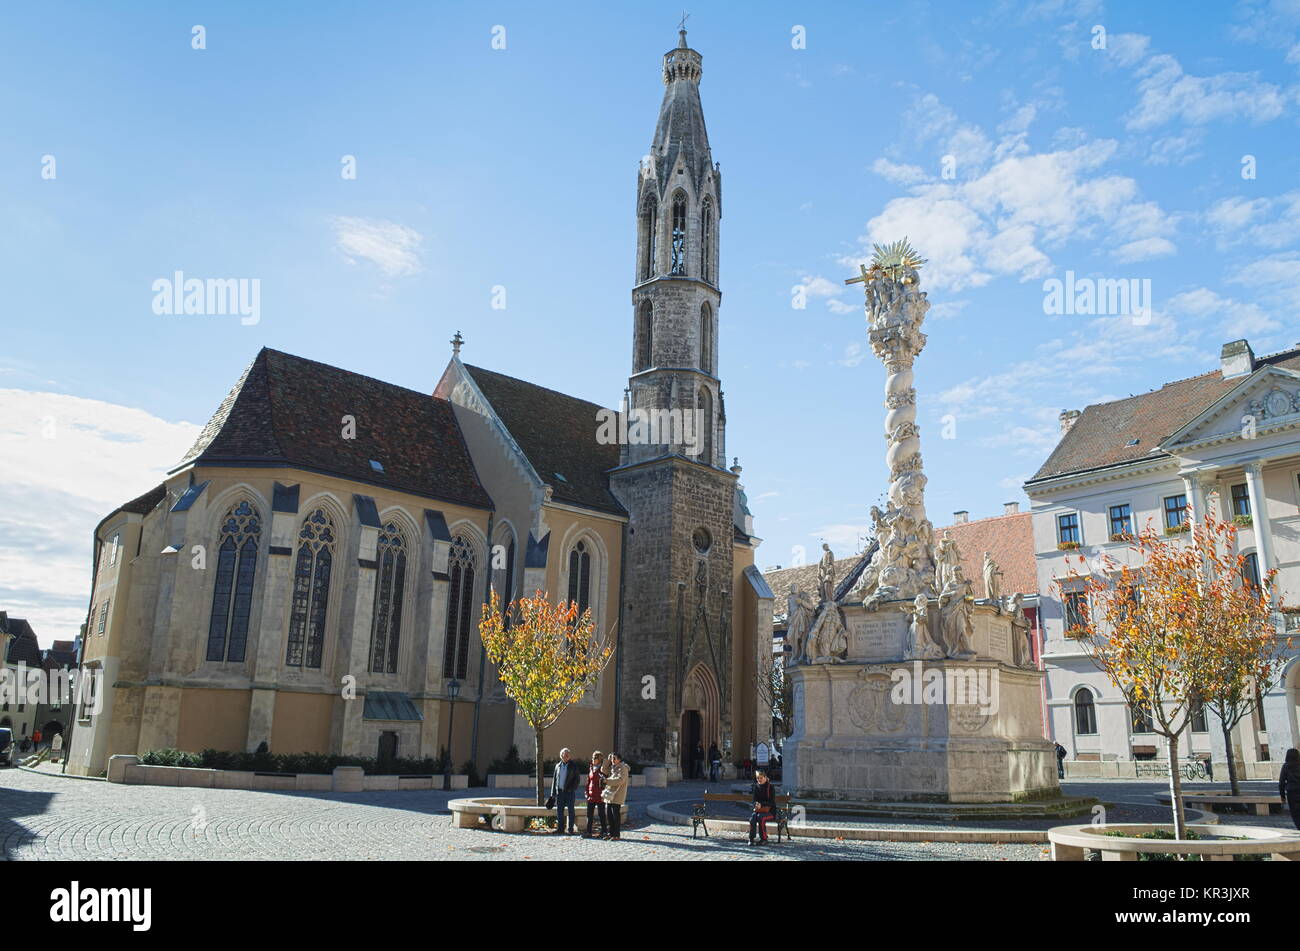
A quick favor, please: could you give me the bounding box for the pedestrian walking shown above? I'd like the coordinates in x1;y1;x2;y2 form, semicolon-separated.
708;742;721;784
1281;747;1300;832
1054;742;1067;778
692;742;705;780
602;752;629;840
584;751;608;838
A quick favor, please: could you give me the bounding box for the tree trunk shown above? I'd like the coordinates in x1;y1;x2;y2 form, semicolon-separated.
535;728;546;807
1221;720;1240;796
1166;733;1188;843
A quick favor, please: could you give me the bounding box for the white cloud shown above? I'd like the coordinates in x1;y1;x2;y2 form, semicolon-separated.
330;216;425;278
871;158;929;186
852;123;1176;291
0;390;201;644
1126;52;1293;130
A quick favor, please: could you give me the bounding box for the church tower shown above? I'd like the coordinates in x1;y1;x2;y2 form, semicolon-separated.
610;28;741;778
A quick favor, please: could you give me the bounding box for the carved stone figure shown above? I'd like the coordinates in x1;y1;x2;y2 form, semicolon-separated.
818;542;836;603
905;593;943;660
982;551;1003;607
1007;592;1034;668
934;531;961;592
937;566;975;659
786;586;818;664
806;604;848;664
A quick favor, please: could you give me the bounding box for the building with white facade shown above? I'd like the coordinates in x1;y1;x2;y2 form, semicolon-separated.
1025;339;1300;779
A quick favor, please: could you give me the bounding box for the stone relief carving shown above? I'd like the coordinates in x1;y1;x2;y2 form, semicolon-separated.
848;670;908;734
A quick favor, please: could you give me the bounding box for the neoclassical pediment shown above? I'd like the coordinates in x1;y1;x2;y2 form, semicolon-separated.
1161;366;1300;451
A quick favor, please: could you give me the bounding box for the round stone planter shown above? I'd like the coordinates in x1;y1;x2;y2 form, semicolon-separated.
448;796;596;834
1048;822;1300;862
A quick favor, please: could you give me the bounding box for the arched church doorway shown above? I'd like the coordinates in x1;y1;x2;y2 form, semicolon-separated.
43;720;63;738
680;710;701;778
681;662;720;778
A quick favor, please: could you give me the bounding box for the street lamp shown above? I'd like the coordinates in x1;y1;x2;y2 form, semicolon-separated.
443;679;461;791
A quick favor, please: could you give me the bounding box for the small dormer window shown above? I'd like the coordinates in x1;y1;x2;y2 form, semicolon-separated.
370;460;385;472
553;472;568;484
1125;438;1139;447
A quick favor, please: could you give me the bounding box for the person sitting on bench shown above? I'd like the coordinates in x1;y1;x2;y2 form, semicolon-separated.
749;770;776;846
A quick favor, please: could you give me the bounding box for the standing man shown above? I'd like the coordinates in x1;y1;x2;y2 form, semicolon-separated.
708;742;721;784
551;748;581;834
602;753;629;841
1055;742;1067;779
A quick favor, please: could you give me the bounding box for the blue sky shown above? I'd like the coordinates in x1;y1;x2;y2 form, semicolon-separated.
3;0;1300;643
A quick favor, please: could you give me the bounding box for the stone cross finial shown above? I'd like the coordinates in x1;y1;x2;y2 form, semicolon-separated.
450;331;464;356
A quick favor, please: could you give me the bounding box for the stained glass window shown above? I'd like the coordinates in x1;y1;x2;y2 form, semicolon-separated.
369;522;408;674
568;541;591;616
442;535;477;680
286;508;335;669
207;500;261;662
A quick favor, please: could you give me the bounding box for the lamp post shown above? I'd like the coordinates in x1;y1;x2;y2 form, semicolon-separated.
443;679;461;791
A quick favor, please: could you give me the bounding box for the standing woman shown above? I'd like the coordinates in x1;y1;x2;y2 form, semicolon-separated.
584;751;608;839
1281;748;1300;831
602;752;629;840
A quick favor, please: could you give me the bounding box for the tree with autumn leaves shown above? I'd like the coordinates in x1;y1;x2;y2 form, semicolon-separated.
1061;512;1288;839
479;590;616;806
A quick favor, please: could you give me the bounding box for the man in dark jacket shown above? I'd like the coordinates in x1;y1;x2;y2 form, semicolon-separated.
551;748;582;834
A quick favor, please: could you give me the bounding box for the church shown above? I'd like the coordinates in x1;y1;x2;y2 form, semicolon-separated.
66;30;774;780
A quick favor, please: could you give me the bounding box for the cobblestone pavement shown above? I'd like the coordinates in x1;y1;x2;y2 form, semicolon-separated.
1;767;1050;861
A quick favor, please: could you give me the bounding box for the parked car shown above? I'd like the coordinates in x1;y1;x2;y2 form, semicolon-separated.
0;727;14;767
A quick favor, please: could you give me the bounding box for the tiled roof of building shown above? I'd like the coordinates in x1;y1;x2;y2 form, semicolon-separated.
1030;346;1300;482
934;512;1037;598
464;365;626;517
178;349;492;511
4;619;42;666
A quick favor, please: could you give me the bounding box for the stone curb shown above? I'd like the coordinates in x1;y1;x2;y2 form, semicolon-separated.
15;764;106;781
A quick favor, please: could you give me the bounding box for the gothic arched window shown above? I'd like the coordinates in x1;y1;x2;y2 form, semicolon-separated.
568;540;592;616
637;300;653;371
369;522;408;674
699;302;712;374
671;192;687;275
641;195;657;281
443;535;478;680
1074;688;1097;735
696;386;714;465
206;500;261;663
286;508;336;669
701;196;713;283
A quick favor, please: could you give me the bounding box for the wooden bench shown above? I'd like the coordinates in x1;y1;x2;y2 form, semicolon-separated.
693;791;793;843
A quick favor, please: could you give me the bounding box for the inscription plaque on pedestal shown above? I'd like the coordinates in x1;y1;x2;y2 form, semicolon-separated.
847;612;906;661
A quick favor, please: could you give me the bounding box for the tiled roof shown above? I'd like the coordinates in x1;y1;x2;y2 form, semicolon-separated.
4;620;41;666
934;512;1037;597
464;365;625;517
1030;347;1300;482
178;349;492;511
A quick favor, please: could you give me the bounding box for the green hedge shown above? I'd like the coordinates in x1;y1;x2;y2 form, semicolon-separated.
140;747;454;776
